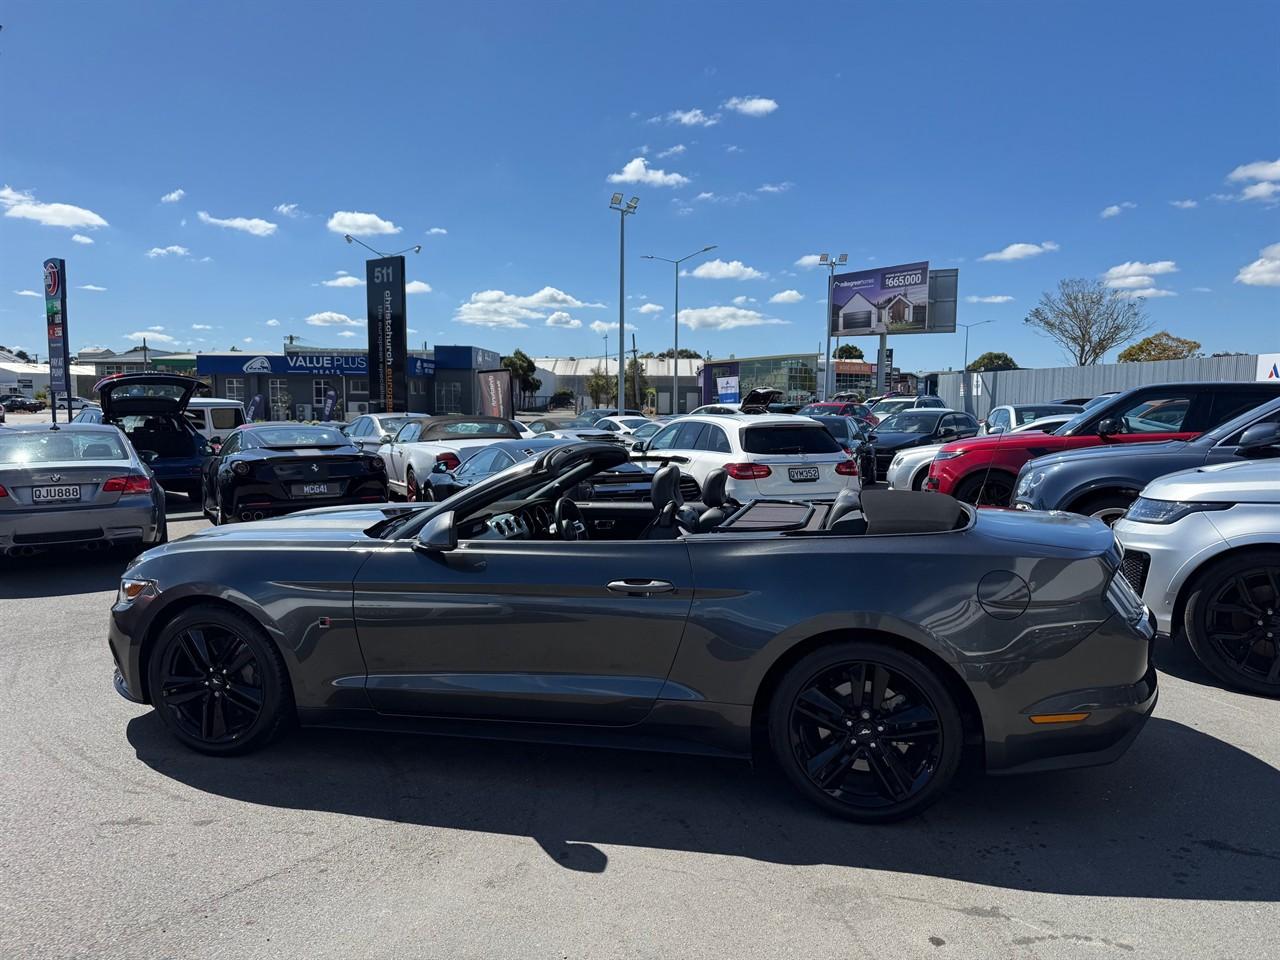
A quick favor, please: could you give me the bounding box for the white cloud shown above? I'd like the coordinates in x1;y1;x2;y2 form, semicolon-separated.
322;273;365;288
305;311;364;327
1169;199;1198;209
14;289;40;297
192;323;212;330
326;210;402;236
657;144;686;158
769;289;804;304
1235;242;1280;287
197;210;277;237
679;305;788;331
546;311;582;329
694;190;753;205
732;295;757;306
243;337;254;343
199;256;213;262
1100;201;1137;219
337;330;357;338
71;233;94;245
125;330;177;344
794;254;823;269
965;295;1015;304
160;189;185;204
77;284;107;292
1191;287;1212;293
0;184;108;229
1116;288;1178;299
148;325;166;331
979;241;1059;262
1103;260;1178;283
273;202;300;217
146;245;189;258
455;286;604;329
1227;158;1280;182
723;96;778;117
686;258;765;280
1240;181;1280;203
405;280;432;294
426;226;447;235
724;144;743;154
607;157;689;188
664;108;719;127
635;302;663;315
265;319;280;327
757;182;793;193
588;320;617;337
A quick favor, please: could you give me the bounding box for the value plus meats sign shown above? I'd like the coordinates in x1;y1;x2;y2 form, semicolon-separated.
365;255;408;413
43;258;73;407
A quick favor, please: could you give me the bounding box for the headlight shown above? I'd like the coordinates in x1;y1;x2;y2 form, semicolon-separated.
1124;497;1231;524
232;461;251;476
117;578;154;605
933;449;968;461
1015;470;1045;499
889;454;903;470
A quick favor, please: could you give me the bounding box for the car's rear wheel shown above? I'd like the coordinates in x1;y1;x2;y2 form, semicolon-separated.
768;641;962;822
953;471;1016;507
147;604;292;754
1184;551;1280;697
405;467;422;503
1073;491;1135;526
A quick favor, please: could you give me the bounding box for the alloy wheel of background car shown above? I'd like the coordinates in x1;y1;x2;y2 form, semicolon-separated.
769;641;962;822
1075;492;1136;526
405;467;420;502
954;472;1016;507
148;604;291;755
1185;551;1280;697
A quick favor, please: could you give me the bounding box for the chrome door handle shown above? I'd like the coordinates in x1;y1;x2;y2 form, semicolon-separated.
606;579;675;595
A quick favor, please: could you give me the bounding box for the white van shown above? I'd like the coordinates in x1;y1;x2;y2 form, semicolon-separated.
183;398;247;443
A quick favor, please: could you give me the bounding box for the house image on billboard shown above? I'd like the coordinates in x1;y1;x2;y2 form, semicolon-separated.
878;293;922;330
837;292;882;334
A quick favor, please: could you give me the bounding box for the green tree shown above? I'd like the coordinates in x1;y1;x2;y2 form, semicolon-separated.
652;347;703;360
501;348;542;404
1024;278;1150;365
625;357;649;409
1118;331;1202;363
833;344;865;360
967;351;1019;372
585;367;615;406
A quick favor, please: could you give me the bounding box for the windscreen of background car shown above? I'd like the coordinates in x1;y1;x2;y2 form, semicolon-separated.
619;418;651;430
252;426;347;447
741;425;841;455
433;421;516;436
1015;405;1080;424
812;416;850;440
0;432;128;464
876;412;943;435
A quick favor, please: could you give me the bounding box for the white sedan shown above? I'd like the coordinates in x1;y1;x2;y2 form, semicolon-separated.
381;415;526;502
885;414;1077;491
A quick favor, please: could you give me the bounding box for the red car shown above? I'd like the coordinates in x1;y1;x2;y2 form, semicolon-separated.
798;401;878;425
925;382;1280;505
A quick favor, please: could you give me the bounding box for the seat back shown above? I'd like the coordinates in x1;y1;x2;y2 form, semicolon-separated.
697;468;738;531
824;488;863;529
640;464;684;540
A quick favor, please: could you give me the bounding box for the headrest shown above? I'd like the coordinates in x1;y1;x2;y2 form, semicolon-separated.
702;468;729;507
650;463;683;510
825;488;863;528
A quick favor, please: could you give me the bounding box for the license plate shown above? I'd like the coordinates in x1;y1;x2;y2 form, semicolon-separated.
293;482;336;497
33;485;81;502
788;466;820;482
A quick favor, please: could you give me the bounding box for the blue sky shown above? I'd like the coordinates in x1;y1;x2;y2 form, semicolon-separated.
1;1;1276;372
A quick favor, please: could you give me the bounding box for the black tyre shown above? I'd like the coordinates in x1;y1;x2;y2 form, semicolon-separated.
147;604;293;754
405;467;422;503
953;471;1017;507
215;490;234;525
768;641;963;822
1073;491;1136;526
1183;551;1280;697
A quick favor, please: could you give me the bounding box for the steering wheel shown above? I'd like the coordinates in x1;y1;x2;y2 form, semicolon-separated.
554;496;588;541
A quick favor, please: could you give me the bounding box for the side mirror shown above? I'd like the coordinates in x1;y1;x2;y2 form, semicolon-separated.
1098;417;1124;437
139;450;159;464
1236;421;1280;455
631;439;647;452
379;434;393;444
414;511;457;553
432;460;451;474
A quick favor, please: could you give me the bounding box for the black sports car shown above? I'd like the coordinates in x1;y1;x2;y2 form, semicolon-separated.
113;442;1155;822
809;415;876;483
200;422;387;524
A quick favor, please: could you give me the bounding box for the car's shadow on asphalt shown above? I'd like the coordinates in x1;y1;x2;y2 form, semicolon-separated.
128;712;1280;900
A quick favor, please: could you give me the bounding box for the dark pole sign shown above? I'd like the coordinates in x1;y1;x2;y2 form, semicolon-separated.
365;256;408;413
43;258;73;424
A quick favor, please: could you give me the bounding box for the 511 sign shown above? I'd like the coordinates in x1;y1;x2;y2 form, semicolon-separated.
365;256;408;413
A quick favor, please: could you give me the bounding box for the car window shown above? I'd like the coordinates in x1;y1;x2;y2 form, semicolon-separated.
741;424;841;455
620;418;650;429
596;419;620;431
219;432;241;456
72;409;102;424
632;422;660;439
0;431;129;463
698;424;732;453
209;407;244;430
671;421;707;450
249;426;347;447
394;422;422;443
988;409;1009;430
346;417;370;437
1219;407;1280;446
648;423;682;450
459;448;503;476
1118;395;1192;432
877;412;943;434
813;417;849;439
1209;390;1274;428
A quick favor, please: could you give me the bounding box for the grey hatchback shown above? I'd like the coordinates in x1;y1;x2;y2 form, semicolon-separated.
0;423;167;557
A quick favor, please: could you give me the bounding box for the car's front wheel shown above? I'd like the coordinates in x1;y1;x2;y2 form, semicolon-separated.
1184;551;1280;697
953;471;1016;507
147;604;292;754
768;641;963;822
1074;491;1135;526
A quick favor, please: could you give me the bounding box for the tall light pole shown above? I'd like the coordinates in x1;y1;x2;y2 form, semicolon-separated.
958;319;993;414
642;244;716;414
817;253;847;399
609;194;639;410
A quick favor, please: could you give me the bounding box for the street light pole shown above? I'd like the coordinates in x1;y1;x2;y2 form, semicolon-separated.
609;194;639;411
958;319;993;414
642;244;716;414
817;254;847;399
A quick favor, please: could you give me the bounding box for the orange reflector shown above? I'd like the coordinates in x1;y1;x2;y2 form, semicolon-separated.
1029;712;1090;725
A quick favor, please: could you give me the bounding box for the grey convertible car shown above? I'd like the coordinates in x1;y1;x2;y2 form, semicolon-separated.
109;442;1156;821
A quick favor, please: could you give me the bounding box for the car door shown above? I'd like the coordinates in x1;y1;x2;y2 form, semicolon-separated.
345;416;372;451
352;535;695;724
1208;404;1280;466
202;430;239;511
384;422;420;487
1099;390;1202;447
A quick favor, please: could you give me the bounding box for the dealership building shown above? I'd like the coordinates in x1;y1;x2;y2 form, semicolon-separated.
699;354;913;405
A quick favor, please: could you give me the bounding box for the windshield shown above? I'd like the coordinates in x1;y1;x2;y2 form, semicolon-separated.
0;431;128;464
877;412;942;434
741;425;841;454
1014;405;1079;424
249;426;348;447
871;399;913;416
429;420;515;436
559;417;598;429
619;418;650;429
812;416;850;439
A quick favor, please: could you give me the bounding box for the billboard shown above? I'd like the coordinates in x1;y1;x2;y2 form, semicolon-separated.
43;258;73;401
477;368;513;418
366;256;408;412
1256;353;1280;381
715;375;740;403
830;261;956;337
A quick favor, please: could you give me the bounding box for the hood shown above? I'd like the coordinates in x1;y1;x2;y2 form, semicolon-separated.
937;431;1068;456
1141;459;1280;504
1026;439;1188;471
872;432;939;453
96;373;200;419
171;504;413;545
975;506;1114;555
890;442;945;463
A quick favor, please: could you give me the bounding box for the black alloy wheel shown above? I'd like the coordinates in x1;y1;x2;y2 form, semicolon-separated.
954;472;1016;507
769;641;962;822
148;605;291;754
1185;552;1280;697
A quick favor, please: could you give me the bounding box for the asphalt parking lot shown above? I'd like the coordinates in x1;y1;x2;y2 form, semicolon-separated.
1;492;1277;959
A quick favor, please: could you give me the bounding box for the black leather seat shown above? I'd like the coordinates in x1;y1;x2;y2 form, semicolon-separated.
697;469;739;531
825;488;867;535
641;464;700;540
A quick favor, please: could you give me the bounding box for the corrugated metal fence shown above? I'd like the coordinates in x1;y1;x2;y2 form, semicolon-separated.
936;355;1262;418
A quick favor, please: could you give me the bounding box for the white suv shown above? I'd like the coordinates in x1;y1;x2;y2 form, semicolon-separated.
1113;423;1280;696
637;413;860;501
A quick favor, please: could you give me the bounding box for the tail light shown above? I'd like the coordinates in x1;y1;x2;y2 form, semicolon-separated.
723;462;772;480
435;452;461;471
0;484;8;498
103;475;153;494
836;460;859;476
